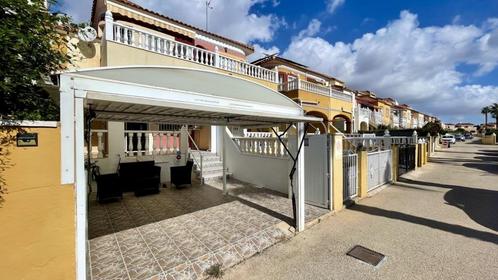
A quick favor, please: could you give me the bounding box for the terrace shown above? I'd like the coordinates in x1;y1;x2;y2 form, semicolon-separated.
278;79;353;102
109;22;277;84
88;178;328;280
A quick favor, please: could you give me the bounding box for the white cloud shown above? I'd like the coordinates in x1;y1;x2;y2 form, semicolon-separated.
247;44;280;62
132;0;282;43
297;19;322;39
326;0;345;14
283;12;498;122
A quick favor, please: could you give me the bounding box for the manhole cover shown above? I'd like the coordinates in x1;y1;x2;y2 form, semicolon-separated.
347;245;385;266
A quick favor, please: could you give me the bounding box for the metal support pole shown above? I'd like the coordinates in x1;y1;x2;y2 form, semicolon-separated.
222;125;227;194
295;122;305;231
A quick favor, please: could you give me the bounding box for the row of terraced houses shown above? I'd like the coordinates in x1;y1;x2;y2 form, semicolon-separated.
1;1;438;279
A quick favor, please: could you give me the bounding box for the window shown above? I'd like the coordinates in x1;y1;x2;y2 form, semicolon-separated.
125;122;148;131
159;124;183;131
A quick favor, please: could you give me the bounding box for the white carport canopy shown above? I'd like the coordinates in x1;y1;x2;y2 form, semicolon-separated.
59;66;318;280
62;66;319;126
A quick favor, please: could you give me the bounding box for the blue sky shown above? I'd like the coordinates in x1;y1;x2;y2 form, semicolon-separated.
59;0;498;124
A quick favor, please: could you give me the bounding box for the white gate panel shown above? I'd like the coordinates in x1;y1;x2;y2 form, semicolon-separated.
367;150;392;191
304;134;330;208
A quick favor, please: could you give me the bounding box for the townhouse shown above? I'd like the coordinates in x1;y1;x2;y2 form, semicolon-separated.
253;55;355;133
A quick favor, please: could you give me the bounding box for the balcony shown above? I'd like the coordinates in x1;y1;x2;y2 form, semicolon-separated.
109;22;277;83
278;79;353;102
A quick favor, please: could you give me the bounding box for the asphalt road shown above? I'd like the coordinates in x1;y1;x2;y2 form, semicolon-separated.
223;141;498;280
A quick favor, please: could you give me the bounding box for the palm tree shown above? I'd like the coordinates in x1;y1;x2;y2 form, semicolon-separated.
491;103;498;129
481;106;490;128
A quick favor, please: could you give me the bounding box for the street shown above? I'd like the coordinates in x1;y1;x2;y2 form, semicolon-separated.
224;141;498;280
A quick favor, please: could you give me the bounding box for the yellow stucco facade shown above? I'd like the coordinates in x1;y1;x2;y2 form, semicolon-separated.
0;126;75;280
377;101;392;126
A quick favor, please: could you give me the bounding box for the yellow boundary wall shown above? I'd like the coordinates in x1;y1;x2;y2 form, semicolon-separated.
0;126;75;280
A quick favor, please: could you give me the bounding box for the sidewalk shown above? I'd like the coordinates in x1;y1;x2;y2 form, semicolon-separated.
223;142;498;280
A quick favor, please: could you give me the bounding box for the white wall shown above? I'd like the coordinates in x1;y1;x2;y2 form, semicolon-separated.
222;127;291;194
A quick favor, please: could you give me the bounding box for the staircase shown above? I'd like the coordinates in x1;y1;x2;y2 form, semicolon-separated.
189;150;225;181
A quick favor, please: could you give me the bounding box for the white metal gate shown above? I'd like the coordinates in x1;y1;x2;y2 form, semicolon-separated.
304;134;330;208
367;150;392;191
343;153;358;200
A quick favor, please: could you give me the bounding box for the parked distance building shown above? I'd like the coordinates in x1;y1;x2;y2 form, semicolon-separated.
253;55;354;133
455;123;477;133
353;91;435;132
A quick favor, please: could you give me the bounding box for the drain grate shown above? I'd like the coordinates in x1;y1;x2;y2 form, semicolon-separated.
347;245;385;266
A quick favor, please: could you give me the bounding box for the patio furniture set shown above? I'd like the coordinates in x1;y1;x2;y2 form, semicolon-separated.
95;159;194;203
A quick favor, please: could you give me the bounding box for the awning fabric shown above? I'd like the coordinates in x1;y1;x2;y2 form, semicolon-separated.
61;66;321;127
108;2;196;38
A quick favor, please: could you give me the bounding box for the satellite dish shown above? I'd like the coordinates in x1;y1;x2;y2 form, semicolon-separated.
78;26;97;42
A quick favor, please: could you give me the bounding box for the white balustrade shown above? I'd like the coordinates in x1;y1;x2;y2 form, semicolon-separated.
232;136;288;158
279;79;353;101
299;80;330;96
110;22;277;83
84;129;108;159
124;130;181;156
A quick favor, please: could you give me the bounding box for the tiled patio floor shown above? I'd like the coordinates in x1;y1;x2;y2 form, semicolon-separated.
88;179;329;280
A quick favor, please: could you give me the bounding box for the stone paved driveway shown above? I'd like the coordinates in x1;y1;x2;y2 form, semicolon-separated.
88;179;328;280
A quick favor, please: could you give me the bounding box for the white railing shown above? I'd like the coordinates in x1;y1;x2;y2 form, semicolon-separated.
186;131;204;179
344;132;418;153
300;80;330;96
85;129;108;159
110;22;277;83
232;136;289;158
278;79;352;101
218;55;277;82
330;88;353;102
124;130;181;156
243;131;275;138
278;79;299;92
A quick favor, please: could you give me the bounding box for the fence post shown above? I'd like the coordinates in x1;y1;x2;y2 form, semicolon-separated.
358;150;368;198
417;143;423;167
414;142;419;170
331;134;343;211
424;143;428;165
391;144;399;182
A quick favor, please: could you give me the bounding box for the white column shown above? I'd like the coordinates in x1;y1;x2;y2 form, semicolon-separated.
295;122;305;232
74;96;87;280
60;75;75;184
104;11;113;41
180;126;188;161
97;132;104;158
222;125;227;194
210;125;217;154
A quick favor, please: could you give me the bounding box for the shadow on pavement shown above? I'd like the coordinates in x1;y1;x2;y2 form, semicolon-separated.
462;162;498;174
349;204;498;245
399;178;498;232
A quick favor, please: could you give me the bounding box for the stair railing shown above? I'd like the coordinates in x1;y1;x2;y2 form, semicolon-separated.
186;131;203;179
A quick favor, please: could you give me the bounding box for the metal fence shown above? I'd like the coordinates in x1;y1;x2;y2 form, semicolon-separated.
398;144;416;175
367;149;392;191
343;153;358;200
